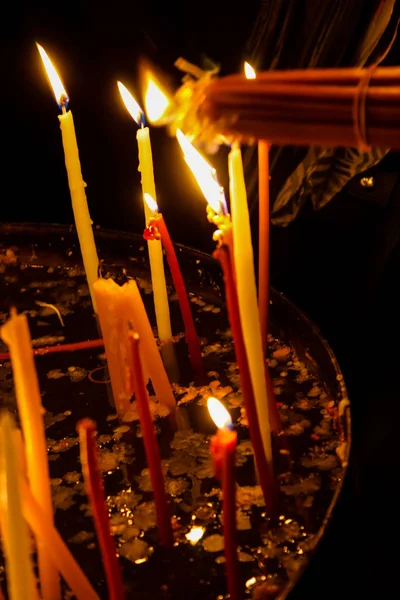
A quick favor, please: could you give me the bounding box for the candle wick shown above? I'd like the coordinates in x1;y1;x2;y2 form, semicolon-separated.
61;105;67;115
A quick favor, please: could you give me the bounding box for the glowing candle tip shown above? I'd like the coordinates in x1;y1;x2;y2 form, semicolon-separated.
144;76;170;123
176;130;226;214
208;397;232;429
244;61;256;79
144;193;159;214
117;81;144;126
36;42;69;108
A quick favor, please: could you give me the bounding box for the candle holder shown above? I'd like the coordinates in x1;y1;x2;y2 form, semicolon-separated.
0;223;350;599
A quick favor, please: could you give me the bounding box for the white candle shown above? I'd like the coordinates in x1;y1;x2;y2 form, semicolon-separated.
228;143;272;467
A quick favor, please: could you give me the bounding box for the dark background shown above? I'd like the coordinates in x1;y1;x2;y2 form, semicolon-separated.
2;1;400;597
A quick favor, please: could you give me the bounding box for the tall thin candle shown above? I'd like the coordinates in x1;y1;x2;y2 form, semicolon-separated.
128;331;174;547
208;398;241;600
228;143;273;467
78;419;125;600
37;44;99;312
0;412;37;600
144;194;204;380
244;62;271;353
214;240;276;513
1;311;60;600
117;82;172;343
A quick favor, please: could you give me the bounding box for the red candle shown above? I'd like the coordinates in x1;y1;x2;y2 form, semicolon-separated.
128;331;174;548
77;419;125;600
214;241;277;513
258;140;271;354
208;397;241;600
143;194;205;381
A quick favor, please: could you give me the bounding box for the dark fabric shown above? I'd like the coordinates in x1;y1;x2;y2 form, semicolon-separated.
242;0;397;223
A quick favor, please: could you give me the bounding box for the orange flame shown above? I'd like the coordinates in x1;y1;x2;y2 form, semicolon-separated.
176;129;225;214
36;43;68;106
244;61;256;79
207;397;232;429
143;193;159;214
117;81;143;125
143;74;170;123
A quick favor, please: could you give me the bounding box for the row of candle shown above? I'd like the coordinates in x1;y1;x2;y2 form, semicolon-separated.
0;45;278;600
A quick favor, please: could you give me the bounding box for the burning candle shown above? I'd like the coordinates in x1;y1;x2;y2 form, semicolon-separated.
228;143;273;468
128;331;173;547
208;398;240;600
117;81;172;344
143;193;204;380
0;412;37;600
1;311;60;600
244;62;270;353
36;44;99;313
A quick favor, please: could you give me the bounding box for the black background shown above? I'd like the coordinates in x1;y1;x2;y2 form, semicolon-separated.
2;2;400;598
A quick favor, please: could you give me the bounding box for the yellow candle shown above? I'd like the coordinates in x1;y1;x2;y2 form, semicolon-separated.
37;44;99;313
228;143;272;467
20;477;100;600
117;81;172;342
122;279;175;409
94;278;175;411
0;412;37;600
92;278;132;417
0;311;60;600
137;127;172;341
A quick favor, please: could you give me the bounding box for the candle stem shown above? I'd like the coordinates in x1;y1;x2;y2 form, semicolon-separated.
128;332;174;548
214;242;277;514
77;419;125;600
222;441;241;600
258;140;270;355
148;215;205;381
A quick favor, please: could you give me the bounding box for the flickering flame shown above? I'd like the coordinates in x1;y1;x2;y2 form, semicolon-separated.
185;525;205;545
207;397;232;430
144;193;159;213
36;43;69;106
244;61;256;79
144;75;170;123
176;129;226;214
117;81;143;125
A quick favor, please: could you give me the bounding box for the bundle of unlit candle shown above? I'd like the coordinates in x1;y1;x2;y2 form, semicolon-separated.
169;65;400;149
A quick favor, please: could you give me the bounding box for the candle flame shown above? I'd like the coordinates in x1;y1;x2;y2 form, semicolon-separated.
207;397;232;429
144;75;170;123
36;43;69;106
117;81;144;125
176;129;226;214
185;526;205;545
244;61;256;79
144;193;159;213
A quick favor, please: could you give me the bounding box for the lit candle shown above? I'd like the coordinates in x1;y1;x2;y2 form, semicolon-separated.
244;62;270;353
77;419;125;599
93;278;175;411
228;143;273;467
37;44;99;313
117;81;172;343
1;310;60;600
0;412;37;600
208;398;240;600
128;331;173;547
143;193;204;380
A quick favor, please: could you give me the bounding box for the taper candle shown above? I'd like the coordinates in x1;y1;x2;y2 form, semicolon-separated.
37;44;99;312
